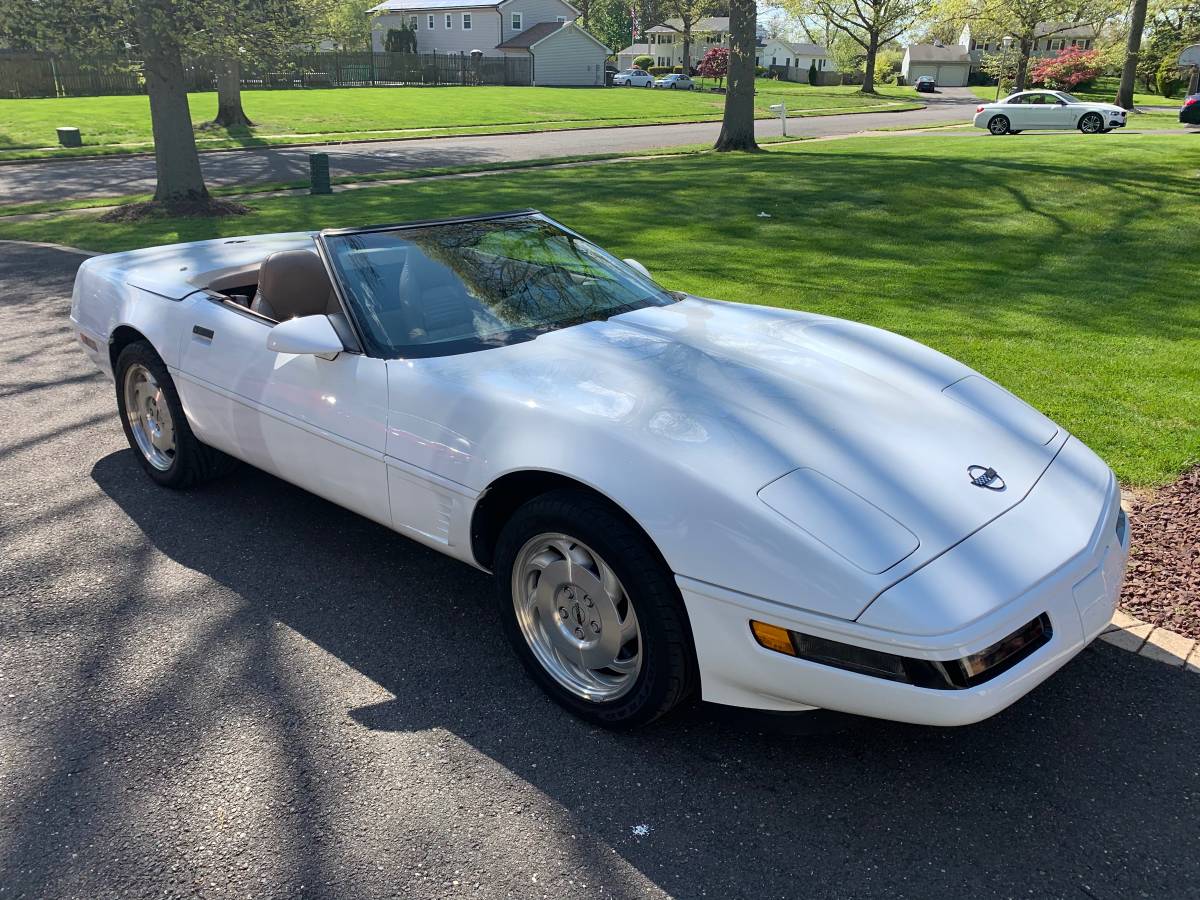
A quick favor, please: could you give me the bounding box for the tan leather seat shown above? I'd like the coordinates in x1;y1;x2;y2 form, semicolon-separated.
251;250;337;321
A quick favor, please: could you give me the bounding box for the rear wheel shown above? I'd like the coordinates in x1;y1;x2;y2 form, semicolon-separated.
987;115;1011;135
115;340;238;489
1009;129;1022;134
1079;112;1104;134
494;489;696;728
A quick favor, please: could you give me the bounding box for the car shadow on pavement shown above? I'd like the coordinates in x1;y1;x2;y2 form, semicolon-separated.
85;448;1200;898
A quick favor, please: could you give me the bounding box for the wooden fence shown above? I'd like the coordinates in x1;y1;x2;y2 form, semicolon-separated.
0;51;532;98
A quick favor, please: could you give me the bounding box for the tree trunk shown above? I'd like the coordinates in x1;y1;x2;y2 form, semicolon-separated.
1116;0;1149;109
138;7;209;203
1013;37;1033;91
714;0;758;152
860;34;879;93
682;27;691;72
212;57;254;128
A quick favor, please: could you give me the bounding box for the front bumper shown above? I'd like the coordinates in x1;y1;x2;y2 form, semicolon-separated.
679;437;1128;726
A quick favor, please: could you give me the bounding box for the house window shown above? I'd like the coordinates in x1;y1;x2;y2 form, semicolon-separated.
409;15;417;28
445;13;452;28
462;13;471;29
818;58;825;70
427;14;434;28
1049;39;1064;50
771;56;776;65
511;12;522;30
557;15;565;23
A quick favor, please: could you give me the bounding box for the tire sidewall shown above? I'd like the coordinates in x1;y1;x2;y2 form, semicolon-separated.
989;115;1010;135
493;492;694;728
114;342;194;488
1080;113;1102;133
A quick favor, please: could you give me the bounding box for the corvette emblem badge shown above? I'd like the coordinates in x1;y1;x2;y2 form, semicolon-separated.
968;465;1006;491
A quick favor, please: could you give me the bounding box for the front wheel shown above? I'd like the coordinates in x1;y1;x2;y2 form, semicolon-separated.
1009;129;1022;134
494;489;697;728
115;340;238;489
1079;112;1104;134
987;115;1011;135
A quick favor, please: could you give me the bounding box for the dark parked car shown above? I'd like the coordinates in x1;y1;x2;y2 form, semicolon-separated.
914;75;937;93
1181;94;1200;125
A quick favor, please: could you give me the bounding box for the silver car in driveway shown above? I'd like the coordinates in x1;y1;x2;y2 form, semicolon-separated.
654;73;695;90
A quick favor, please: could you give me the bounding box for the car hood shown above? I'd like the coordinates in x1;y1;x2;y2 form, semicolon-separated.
404;297;1064;613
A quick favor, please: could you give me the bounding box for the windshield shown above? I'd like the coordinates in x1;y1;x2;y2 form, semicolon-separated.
321;214;678;358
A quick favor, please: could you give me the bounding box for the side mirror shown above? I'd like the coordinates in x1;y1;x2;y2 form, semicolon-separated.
266;315;344;358
623;258;652;279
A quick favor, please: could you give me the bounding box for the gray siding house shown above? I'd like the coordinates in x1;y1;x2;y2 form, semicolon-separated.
369;0;610;85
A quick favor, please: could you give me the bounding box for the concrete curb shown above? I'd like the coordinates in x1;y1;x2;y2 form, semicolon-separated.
1099;610;1199;673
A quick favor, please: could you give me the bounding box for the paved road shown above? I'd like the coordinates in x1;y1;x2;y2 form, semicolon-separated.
0;92;981;206
3;241;1198;899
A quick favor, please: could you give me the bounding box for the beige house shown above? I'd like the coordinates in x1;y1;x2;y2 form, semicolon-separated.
369;0;610;85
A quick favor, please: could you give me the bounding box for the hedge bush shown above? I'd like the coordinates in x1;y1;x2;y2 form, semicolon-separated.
648;66;671;76
633;54;653;71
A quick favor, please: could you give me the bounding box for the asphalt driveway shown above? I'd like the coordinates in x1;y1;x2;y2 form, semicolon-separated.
1;241;1197;899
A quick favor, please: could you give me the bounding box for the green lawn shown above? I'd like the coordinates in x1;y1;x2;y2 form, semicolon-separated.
4;132;1195;485
0;82;922;160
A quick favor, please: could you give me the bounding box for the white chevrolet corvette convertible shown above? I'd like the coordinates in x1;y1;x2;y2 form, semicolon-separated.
71;211;1129;728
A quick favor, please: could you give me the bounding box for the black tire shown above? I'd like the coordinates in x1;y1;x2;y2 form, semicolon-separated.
987;114;1010;135
1009;129;1022;134
493;489;698;728
114;340;238;489
1079;112;1104;134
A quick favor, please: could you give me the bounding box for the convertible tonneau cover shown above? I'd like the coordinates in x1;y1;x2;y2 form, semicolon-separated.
88;232;319;300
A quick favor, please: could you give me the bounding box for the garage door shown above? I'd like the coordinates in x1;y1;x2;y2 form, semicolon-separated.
908;65;938;81
935;64;969;87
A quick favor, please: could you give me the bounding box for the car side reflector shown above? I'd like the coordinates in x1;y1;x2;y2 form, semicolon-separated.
750;621;796;656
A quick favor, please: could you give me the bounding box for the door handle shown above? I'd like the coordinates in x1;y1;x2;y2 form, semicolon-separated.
192;325;215;340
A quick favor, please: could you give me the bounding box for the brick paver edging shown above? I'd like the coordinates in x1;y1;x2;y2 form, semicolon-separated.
1100;610;1200;673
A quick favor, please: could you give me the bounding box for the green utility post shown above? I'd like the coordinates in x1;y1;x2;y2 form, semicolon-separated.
56;127;82;148
309;153;332;195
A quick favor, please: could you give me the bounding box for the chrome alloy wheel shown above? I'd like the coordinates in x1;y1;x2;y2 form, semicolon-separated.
123;363;176;471
512;533;643;702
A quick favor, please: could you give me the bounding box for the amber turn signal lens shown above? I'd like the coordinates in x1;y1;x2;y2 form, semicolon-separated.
750;620;796;656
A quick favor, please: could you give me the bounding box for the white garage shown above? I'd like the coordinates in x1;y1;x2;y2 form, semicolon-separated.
901;44;972;88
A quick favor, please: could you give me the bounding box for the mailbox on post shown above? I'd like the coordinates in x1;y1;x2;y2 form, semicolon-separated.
768;103;787;136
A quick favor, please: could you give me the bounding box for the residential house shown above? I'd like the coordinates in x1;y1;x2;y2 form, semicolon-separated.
615;17;729;71
756;39;837;82
958;22;1100;71
368;0;610;85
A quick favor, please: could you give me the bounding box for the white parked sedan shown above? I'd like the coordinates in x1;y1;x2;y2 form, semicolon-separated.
71;211;1128;728
612;68;653;87
974;90;1128;134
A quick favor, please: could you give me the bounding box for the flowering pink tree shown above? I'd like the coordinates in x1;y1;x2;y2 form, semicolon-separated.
1030;47;1104;91
697;46;730;87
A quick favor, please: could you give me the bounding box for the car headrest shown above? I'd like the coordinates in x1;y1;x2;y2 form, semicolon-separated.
257;250;335;320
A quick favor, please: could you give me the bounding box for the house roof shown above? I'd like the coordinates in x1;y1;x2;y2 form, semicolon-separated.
1034;21;1099;38
496;21;610;53
496;21;563;48
758;39;830;57
370;0;497;11
370;0;580;11
646;17;729;33
905;43;971;63
615;43;651;57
